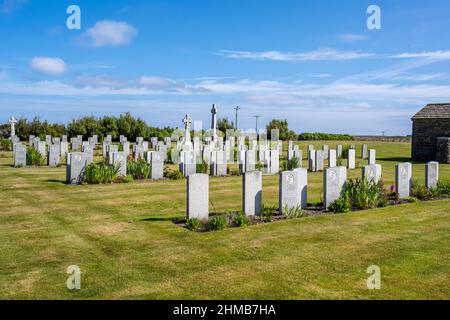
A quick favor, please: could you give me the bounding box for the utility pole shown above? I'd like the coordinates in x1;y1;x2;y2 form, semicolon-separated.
234;106;241;130
253;115;261;136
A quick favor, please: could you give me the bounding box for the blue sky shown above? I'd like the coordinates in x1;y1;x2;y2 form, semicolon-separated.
1;0;450;135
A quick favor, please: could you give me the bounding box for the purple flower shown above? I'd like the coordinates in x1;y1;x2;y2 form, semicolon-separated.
390;185;395;192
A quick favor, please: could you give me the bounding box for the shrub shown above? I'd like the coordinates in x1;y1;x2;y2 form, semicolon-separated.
164;168;184;180
127;159;150;180
343;178;384;210
283;157;300;171
208;216;227;231
282;205;305;219
0;138;12;151
232;211;249;227
186;218;202;231
411;181;432;200
436;181;450;196
341;146;350;159
196;160;208;174
404;197;418;203
328;197;351;214
26;147;45;166
261;204;277;222
83;162;119;184
255;162;264;171
298;133;354;141
228;168;240;176
123;175;134;183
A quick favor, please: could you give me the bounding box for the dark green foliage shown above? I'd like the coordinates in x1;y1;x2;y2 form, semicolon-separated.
186;218;202;231
298;133;354;141
0;138;12;151
164;168;184;180
217;118;235;133
196;160;208;174
266;119;297;140
344;178;385;210
261;204;277;222
127;160;150;180
208;216;227;231
83;162;120;184
282;205;305;219
328;197;351;214
26;147;45;166
232;211;249;227
411;181;433;201
283;157;300;171
436;181;450;196
341;146;350;158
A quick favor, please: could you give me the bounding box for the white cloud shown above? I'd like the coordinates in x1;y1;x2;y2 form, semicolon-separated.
82;20;138;47
391;51;450;59
338;33;368;42
0;0;28;14
216;48;374;61
30;57;67;75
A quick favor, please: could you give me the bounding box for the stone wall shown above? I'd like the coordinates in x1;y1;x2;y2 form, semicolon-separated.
436;137;450;164
412;119;450;161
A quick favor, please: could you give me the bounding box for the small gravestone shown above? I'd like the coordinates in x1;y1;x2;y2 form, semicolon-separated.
102;141;111;158
62;135;67;143
243;171;262;216
323;166;347;210
82;145;94;164
150;151;164;180
245;149;256;172
37;141;47;158
270;150;280;174
395;163;411;198
211;150;227;176
315;150;324;172
122;141;130;157
425;162;439;189
308;150;316;172
279;168;308;213
368;149;376;165
48;144;60;166
45;135;52;145
323;145;329;160
362;144;368;159
66;152;86;184
347;149;356;169
14;144;26;167
187;174;209;220
329;149;337;168
111;151;127;176
60;141;69;157
180;151;196;177
362;164;382;183
238;150;246;174
337;145;343;158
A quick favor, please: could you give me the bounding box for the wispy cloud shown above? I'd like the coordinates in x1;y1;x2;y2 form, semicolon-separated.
0;0;28;14
81;20;138;47
391;50;450;59
337;33;368;43
216;48;374;62
30;57;67;75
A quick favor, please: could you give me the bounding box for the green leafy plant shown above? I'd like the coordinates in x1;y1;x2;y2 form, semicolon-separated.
404;197;418;203
261;204;277;222
0;138;12;151
228;168;240;176
255;162;264;171
343;178;384;210
26;147;45;166
186;218;202;231
282;205;305;219
328;197;351;214
208;216;227;231
232;211;249;227
436;180;450;196
196;160;208;174
127;159;150;180
83;161;120;184
283;157;300;171
123;175;134;183
164;168;184;180
411;181;432;200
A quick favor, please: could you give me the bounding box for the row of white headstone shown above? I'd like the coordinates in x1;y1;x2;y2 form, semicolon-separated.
186;161;440;220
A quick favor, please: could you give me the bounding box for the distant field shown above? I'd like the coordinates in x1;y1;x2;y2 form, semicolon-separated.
0;141;449;299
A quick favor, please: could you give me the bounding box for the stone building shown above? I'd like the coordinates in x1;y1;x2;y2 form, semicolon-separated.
412;103;450;163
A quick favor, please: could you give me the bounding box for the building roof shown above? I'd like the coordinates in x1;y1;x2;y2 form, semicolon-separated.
412;104;450;119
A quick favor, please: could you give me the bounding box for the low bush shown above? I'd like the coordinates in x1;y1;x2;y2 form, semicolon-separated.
344;178;384;210
298;133;354;141
164;168;184;180
283;157;300;171
127;159;150;180
0;138;12;151
261;204;277;222
232;211;249;227
228;168;240;176
26;147;45;166
436;180;450;196
282;205;305;219
208;216;227;231
83;162;119;184
196;160;208;174
328;197;351;214
186;218;202;231
411;181;433;200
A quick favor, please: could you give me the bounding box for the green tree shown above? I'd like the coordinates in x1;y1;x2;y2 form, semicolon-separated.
266;119;297;140
217;118;234;133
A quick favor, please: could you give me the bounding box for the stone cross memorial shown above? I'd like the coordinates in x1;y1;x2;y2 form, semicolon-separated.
9;116;17;139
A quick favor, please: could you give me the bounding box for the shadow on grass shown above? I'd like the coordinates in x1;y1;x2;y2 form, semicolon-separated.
378;157;413;162
46;179;67;185
140;217;182;223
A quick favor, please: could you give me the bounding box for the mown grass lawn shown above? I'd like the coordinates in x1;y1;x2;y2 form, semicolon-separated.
0;141;449;299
